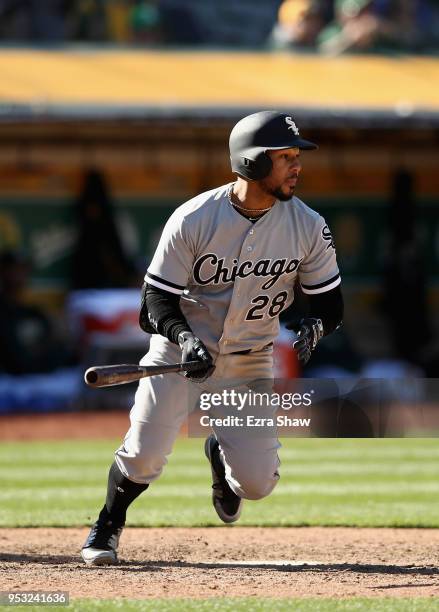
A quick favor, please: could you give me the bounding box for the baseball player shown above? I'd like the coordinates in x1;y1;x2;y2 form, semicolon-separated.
81;110;343;565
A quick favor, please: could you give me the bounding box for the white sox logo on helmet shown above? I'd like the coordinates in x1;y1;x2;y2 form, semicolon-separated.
285;117;299;135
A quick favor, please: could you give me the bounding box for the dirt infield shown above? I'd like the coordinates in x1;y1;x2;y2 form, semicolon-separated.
1;527;439;599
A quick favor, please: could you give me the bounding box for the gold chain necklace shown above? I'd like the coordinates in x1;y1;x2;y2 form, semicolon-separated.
228;188;273;214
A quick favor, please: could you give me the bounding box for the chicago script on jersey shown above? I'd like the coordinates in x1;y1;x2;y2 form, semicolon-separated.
193;253;303;290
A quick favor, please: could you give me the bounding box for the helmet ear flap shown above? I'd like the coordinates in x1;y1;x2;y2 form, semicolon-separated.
242;151;272;180
254;151;272;180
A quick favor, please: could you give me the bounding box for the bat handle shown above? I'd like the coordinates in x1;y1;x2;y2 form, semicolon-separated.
179;360;207;372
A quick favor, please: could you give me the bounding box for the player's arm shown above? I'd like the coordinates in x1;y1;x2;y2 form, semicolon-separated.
141;210;197;346
140;282;214;381
138;209;193;340
141;211;194;339
288;284;344;364
140;281;191;344
139;211;214;380
291;217;343;364
308;283;344;336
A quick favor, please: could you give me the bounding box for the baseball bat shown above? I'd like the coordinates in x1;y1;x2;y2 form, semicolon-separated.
84;361;204;388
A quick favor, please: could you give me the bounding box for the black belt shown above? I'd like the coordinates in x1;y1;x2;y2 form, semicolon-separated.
231;343;273;355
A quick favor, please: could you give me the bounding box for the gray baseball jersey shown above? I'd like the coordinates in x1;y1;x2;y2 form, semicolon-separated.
146;182;340;356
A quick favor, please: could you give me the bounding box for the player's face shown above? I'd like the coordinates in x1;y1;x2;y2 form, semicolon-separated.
262;148;302;201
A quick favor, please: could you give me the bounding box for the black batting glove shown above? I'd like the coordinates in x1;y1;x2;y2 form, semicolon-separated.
178;331;215;382
286;318;324;365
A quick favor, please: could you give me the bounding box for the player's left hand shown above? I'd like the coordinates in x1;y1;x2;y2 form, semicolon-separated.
178;331;215;382
286;318;324;365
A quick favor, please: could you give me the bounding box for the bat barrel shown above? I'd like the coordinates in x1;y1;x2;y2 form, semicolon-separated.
84;361;204;388
84;364;148;388
84;369;99;385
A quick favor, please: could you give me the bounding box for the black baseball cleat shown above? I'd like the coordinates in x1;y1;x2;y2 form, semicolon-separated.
81;519;124;566
204;434;242;524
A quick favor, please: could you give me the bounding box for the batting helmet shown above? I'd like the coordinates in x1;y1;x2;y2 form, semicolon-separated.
229;111;318;181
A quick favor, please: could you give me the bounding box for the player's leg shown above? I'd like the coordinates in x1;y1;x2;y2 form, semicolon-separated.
80;459;148;566
205;411;280;524
204;433;243;523
82;336;197;565
204;350;280;522
114;352;195;486
214;429;281;500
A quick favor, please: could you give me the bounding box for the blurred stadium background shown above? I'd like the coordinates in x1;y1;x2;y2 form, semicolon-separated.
0;0;438;416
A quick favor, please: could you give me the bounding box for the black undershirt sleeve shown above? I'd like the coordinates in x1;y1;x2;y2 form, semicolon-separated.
139;282;192;345
307;284;344;336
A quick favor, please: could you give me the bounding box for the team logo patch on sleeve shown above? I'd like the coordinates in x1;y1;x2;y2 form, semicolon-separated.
322;225;335;250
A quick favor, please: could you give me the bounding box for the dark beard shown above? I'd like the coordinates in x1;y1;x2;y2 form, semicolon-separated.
270;186;294;201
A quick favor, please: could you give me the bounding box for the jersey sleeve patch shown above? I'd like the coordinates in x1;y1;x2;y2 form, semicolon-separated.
301;273;341;295
145;272;185;295
298;214;340;293
321;224;335;250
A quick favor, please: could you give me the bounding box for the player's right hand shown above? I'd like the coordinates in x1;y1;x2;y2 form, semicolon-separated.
178;331;215;382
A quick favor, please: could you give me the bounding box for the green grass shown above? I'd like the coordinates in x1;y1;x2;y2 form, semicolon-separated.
8;598;439;611
1;438;438;527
